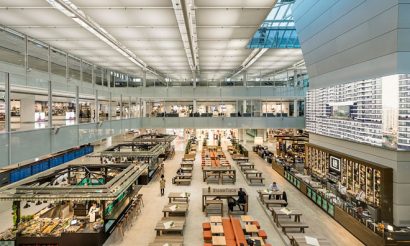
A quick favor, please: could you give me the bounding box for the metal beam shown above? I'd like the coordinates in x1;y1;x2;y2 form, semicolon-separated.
45;0;164;78
171;0;200;72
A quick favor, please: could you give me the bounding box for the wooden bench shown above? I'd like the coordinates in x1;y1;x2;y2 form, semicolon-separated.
279;221;309;234
206;174;220;184
151;235;184;244
248;176;265;185
264;199;287;208
205;200;223;216
230;216;247;246
174;178;191;185
222;218;236;246
221;174;235;184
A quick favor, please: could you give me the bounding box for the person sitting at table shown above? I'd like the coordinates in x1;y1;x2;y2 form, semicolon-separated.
237;188;247;211
228;197;236;212
269;181;280;199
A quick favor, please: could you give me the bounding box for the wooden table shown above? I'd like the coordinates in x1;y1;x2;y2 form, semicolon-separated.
244;170;262;178
180;162;194;168
271;208;302;226
241;215;255;224
175;173;192;179
183;157;195;161
239;163;255;171
211;224;224;235
180;167;193;173
154;219;185;236
162;203;189;217
264;199;288;208
210;216;222;224
232;156;249;162
202;188;248;212
245;224;259;236
212;236;227;246
288;234;331;246
202;166;236;183
258;189;282;201
168;192;190;203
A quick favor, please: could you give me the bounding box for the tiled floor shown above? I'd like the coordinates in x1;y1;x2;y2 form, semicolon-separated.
109;138;363;246
0;136;364;245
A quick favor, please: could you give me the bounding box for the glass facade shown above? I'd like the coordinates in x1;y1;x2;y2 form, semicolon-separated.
306;74;410;150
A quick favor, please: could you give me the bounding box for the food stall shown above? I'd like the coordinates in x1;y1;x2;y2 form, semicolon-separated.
263;142;410;246
0;162;148;246
132;133;176;160
100;135;175;182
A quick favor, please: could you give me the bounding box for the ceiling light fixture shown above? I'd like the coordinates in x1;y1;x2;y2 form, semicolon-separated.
171;0;200;72
46;0;162;77
230;48;268;78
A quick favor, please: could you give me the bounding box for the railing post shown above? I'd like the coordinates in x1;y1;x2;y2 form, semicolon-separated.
5;73;11;164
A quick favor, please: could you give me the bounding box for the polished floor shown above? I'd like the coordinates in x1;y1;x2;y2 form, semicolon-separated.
0;135;364;245
107;137;363;246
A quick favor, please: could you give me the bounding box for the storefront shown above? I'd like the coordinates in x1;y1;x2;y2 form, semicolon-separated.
263;142;410;246
0;162;148;246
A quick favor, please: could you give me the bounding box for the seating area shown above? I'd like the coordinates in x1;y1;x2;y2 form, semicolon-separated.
173;159;194;185
257;189;331;245
202;188;249;217
201;146;230;169
235;159;265;186
173;142;195;185
150;193;191;245
202;215;272;246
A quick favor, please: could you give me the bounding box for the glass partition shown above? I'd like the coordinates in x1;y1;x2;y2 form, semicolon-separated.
262;101;291;117
82;62;92;83
95;66;103;86
50;48;66;78
28;39;48;73
0;28;25;67
68;55;81;81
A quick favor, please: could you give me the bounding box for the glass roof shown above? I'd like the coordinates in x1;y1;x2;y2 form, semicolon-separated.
248;0;300;49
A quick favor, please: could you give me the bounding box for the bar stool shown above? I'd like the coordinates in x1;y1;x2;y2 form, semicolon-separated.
137;194;144;207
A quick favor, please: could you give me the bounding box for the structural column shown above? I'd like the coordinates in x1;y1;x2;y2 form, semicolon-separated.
48;80;52;127
242;71;247;86
128;96;132;118
142;100;147;118
257;129;267;142
95;90;99;122
242;100;247;114
294;99;299;117
193;99;197;114
108;92;112;121
142;71;147;87
119;94;123;119
192;71;197;88
20;96;35;123
75;86;79;124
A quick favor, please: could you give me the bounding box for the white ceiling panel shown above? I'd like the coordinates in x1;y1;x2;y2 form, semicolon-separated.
0;0;304;81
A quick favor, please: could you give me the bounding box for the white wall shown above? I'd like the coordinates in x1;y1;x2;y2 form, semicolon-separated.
292;0;410;88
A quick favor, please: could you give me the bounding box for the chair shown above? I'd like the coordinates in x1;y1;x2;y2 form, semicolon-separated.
258;229;267;239
252;221;261;229
203;230;212;242
202;222;211;231
137;194;144;207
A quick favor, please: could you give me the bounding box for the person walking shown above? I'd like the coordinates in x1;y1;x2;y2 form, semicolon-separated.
160;175;166;196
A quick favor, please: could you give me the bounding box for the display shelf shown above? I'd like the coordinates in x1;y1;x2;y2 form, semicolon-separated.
305;143;393;223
